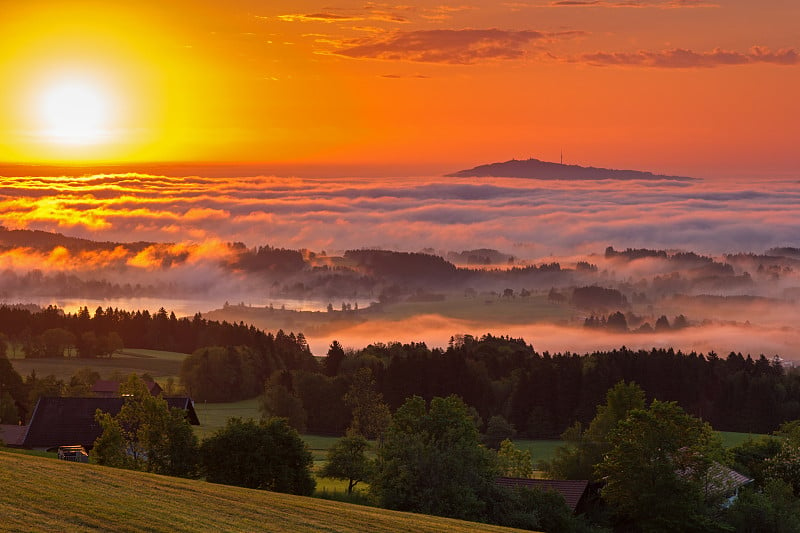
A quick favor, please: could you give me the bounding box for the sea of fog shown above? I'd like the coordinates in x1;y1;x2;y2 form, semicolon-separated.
3;171;800;359
2;173;799;260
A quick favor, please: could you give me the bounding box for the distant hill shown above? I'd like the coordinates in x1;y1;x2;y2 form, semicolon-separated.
447;158;697;181
0;226;154;253
0;450;524;533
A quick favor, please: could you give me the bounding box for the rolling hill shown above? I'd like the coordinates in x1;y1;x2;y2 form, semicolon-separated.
0;450;528;533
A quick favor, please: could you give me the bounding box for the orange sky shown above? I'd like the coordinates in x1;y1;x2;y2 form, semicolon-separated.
1;0;798;177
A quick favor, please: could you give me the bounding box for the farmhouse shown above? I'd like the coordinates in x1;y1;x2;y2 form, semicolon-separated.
495;477;591;513
1;396;199;451
0;424;27;447
693;462;753;507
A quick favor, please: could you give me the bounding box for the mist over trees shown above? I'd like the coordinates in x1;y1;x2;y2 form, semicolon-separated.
3;300;800;437
6;229;800;352
228;333;800;438
0;305;314;364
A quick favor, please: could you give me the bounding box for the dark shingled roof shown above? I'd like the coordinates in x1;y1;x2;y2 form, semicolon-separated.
495;478;590;512
684;462;753;498
20;397;199;450
0;424;27;446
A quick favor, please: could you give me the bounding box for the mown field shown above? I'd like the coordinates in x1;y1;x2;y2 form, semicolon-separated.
8;348;186;382
374;293;574;324
193;398;261;440
0;450;529;533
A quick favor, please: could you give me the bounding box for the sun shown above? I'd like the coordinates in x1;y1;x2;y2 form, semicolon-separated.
37;79;114;145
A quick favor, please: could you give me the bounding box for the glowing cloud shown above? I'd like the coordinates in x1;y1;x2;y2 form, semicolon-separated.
580;46;800;68
335;29;549;64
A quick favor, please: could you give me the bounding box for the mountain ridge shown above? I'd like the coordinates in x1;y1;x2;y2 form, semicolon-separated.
447;158;697;181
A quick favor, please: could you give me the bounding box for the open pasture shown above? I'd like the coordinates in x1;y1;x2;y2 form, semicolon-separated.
373;293;573;325
0;450;527;533
10;354;183;382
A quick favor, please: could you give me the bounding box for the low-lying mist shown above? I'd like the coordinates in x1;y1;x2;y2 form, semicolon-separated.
2;173;800;257
3;171;800;361
304;317;800;362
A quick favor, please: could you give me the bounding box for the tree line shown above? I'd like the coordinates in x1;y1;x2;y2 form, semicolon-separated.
0;305;315;423
257;334;800;438
0;305;314;359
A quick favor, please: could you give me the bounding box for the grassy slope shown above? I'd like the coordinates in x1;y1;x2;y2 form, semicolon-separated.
0;451;527;533
374;293;572;324
719;431;760;448
10;353;183;381
118;348;191;362
193;398;261;439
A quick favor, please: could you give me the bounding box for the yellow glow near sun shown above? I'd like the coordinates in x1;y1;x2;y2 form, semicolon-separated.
37;79;114;145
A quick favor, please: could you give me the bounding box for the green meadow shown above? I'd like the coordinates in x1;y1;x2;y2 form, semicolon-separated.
374;293;573;324
0;450;528;533
9;348;186;382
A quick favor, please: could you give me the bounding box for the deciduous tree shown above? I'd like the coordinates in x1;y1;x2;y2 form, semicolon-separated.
723;479;800;533
260;372;307;433
93;374;198;477
596;399;727;532
482;415;516;450
200;417;315;495
497;438;534;479
320;433;373;494
344;367;391;441
371;395;496;521
548;380;645;481
0;339;24;423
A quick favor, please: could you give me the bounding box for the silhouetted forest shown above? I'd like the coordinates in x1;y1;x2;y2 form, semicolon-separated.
257;334;800;437
571;286;628;309
344;249;458;281
232;243;307;275
359;336;798;436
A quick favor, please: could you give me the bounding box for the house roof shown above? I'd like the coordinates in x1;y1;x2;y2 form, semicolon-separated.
495;478;590;512
20;396;199;450
0;424;27;446
703;463;753;498
165;397;200;425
